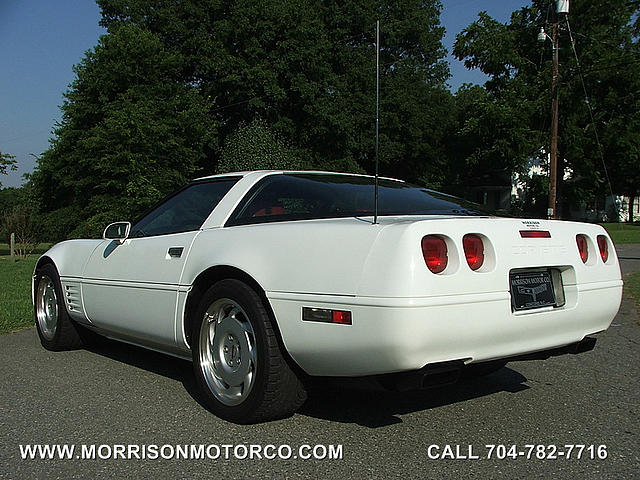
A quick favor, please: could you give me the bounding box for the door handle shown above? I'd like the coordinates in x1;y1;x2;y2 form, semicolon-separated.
167;247;184;258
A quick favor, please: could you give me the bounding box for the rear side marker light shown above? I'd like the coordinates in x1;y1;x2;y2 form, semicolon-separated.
302;307;352;325
519;230;551;238
463;234;484;271
576;234;588;263
422;235;448;274
331;310;352;324
597;235;609;263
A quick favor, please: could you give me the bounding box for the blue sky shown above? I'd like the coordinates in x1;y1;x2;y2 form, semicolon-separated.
0;0;526;188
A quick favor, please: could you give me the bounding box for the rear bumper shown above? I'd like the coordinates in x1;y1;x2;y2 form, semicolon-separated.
372;336;598;392
268;280;622;376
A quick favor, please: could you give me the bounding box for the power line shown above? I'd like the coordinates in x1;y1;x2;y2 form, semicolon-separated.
539;2;552;64
570;29;640;57
565;18;617;211
578;57;640;76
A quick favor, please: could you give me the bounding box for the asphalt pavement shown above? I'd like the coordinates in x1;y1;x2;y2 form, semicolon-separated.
1;251;638;479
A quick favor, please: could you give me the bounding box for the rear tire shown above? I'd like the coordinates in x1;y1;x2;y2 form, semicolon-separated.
34;263;83;351
191;279;306;423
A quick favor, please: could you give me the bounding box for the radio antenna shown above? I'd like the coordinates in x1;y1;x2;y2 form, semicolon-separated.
373;19;380;225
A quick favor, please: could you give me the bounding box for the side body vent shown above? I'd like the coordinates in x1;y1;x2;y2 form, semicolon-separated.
61;280;85;319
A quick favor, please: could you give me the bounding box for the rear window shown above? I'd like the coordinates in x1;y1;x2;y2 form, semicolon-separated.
226;173;487;226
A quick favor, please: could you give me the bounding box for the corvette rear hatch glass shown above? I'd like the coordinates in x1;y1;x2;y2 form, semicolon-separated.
227;173;489;226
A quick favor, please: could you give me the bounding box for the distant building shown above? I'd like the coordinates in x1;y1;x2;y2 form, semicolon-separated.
614;196;640;222
467;169;512;211
511;152;635;222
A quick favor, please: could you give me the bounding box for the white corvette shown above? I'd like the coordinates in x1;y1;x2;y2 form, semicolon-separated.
33;171;623;423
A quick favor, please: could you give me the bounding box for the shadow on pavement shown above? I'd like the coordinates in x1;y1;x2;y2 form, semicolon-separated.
84;336;212;412
298;368;529;428
84;335;529;428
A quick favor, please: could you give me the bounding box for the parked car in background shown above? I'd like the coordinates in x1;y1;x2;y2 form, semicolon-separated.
33;171;623;423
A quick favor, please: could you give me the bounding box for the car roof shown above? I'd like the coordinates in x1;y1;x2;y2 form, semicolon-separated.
193;170;405;183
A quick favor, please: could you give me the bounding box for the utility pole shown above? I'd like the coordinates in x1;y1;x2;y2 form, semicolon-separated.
539;1;569;220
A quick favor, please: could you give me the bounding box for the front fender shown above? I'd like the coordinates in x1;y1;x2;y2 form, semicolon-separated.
32;240;103;308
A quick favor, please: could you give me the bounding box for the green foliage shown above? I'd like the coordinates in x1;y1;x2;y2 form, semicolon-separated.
28;0;455;235
0;243;52;256
38;206;85;242
0;151;17;188
0;186;52;244
29;24;218;237
19;0;640;231
453;0;640;215
446;84;544;198
1;206;39;258
0;187;23;213
218;120;310;173
70;211;125;239
97;0;451;179
511;174;549;218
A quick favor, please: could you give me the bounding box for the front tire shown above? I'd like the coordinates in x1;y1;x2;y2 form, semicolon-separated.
191;279;306;423
34;263;83;351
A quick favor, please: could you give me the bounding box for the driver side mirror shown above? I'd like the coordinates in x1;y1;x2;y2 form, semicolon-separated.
103;222;131;243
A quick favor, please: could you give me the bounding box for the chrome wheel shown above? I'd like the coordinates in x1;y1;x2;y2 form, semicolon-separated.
198;298;257;406
35;275;58;341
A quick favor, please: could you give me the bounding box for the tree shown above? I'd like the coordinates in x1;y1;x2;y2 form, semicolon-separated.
0;187;22;213
0;151;17;188
1;206;38;258
29;24;217;237
445;83;544;199
218;120;309;173
31;1;455;236
453;0;640;219
97;1;451;180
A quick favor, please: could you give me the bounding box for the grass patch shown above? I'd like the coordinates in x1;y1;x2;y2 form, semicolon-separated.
625;270;640;318
0;243;52;256
0;255;37;334
600;223;640;244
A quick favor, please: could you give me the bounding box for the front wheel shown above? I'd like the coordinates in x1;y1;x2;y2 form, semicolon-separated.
191;279;306;423
34;263;83;350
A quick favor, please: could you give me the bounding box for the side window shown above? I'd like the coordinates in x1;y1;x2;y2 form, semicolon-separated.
130;179;239;237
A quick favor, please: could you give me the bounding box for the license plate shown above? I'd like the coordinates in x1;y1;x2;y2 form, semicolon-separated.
510;271;556;311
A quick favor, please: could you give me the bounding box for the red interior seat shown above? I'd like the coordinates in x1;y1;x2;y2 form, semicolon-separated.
252;206;286;217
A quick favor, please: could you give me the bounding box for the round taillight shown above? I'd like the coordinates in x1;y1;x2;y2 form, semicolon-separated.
422;235;448;274
463;234;485;271
597;235;609;263
576;234;588;263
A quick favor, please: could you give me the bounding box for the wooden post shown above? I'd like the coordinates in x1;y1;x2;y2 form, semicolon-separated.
10;232;15;258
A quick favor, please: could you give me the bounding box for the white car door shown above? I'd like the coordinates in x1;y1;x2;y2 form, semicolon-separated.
81;178;240;348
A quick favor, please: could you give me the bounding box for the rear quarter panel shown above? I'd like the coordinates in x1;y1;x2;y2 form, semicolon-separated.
181;219;382;295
